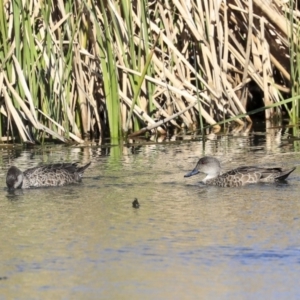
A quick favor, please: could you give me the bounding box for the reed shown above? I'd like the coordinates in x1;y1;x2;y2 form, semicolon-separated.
0;0;299;144
288;0;300;124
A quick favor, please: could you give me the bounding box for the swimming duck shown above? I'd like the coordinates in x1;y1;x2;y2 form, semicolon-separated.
184;156;296;187
6;162;91;190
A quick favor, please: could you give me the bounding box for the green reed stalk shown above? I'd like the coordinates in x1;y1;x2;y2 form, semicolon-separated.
287;5;300;148
289;1;300;123
12;0;23;106
107;0;156;135
140;0;155;114
0;0;7;141
38;3;63;138
120;0;145;133
124;36;158;134
97;0;120;139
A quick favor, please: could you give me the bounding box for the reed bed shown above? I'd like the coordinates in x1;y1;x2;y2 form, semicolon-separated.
0;0;299;143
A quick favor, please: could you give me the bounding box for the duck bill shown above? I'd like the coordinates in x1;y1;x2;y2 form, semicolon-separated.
184;169;199;177
7;187;15;192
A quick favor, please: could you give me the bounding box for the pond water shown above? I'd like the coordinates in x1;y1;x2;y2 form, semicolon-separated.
0;127;300;299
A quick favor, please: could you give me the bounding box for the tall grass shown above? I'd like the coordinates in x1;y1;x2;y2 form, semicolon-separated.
288;0;300;124
0;0;299;144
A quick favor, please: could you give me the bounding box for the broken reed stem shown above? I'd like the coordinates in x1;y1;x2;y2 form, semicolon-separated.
0;0;298;143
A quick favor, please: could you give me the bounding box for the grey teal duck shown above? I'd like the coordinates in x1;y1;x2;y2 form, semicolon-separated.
6;162;91;191
184;156;296;187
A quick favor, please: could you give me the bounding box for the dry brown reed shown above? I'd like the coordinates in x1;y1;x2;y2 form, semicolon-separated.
0;0;298;143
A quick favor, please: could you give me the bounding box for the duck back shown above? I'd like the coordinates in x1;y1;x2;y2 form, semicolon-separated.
22;162;91;188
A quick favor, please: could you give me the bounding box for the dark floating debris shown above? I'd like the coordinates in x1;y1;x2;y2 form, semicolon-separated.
132;198;140;209
0;276;8;280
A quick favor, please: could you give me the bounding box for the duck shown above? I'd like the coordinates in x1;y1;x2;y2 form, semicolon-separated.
6;162;91;191
184;156;296;187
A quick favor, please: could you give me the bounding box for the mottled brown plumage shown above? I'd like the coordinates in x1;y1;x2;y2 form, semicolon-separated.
184;156;296;187
6;162;91;190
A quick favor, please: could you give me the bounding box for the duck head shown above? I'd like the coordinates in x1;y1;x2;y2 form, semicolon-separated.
184;156;221;180
6;166;24;190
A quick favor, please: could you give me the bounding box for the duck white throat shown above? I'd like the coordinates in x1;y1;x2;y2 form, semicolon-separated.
202;173;219;183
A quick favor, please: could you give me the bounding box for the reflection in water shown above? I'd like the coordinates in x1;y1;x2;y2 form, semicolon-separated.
0;132;299;299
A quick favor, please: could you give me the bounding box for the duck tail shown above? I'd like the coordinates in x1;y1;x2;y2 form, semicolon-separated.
276;167;296;181
78;162;91;176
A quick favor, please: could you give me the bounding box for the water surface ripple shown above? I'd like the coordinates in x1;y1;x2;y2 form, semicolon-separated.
0;136;300;299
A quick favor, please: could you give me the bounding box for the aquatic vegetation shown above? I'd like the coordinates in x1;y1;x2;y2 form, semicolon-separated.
0;0;299;144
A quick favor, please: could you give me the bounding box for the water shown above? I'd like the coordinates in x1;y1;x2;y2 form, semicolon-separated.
0;132;300;299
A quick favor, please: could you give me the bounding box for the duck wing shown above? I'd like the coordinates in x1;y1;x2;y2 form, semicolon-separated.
23;162;91;177
223;166;296;182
